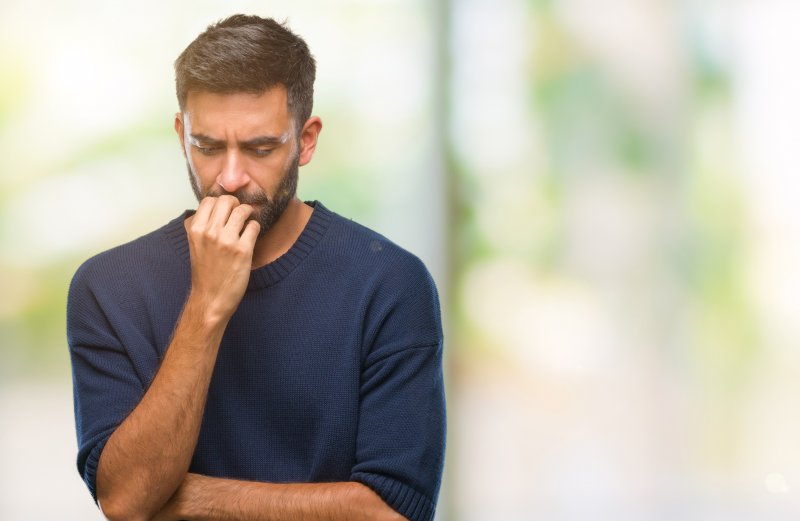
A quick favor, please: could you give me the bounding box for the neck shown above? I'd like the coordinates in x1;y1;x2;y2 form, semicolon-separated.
251;197;312;268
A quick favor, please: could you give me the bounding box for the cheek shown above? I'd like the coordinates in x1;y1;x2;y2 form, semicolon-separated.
187;151;220;174
281;148;297;170
249;151;292;177
185;154;220;192
185;150;198;172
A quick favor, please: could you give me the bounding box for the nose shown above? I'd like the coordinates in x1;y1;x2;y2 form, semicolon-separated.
216;149;250;193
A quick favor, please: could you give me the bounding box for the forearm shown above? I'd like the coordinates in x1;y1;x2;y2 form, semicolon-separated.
157;474;405;521
96;294;227;521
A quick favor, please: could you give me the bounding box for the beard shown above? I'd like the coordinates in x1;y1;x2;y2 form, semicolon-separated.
186;153;300;238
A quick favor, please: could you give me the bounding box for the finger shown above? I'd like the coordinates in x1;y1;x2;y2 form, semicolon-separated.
222;203;254;236
208;194;239;229
239;219;260;249
191;196;217;230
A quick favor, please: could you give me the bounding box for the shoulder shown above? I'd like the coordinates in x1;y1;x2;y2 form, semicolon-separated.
67;213;191;354
315;203;443;345
69;213;188;298
320;203;432;282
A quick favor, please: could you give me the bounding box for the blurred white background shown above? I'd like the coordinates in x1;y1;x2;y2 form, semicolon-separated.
2;0;800;519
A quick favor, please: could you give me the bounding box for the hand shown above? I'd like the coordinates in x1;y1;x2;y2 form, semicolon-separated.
186;195;260;324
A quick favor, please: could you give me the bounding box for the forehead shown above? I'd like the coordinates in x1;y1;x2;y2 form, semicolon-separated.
183;87;291;135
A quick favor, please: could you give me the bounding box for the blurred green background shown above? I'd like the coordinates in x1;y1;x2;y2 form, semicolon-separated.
2;0;800;519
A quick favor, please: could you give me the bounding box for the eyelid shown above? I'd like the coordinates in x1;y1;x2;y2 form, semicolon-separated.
190;141;275;157
193;144;221;155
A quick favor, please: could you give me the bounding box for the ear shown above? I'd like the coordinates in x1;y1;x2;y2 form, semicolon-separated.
298;116;323;167
174;112;186;157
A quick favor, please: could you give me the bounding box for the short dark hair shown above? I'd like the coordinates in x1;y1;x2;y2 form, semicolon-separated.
174;14;316;129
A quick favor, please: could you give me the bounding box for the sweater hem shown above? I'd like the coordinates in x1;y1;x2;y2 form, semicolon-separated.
83;436;110;504
351;471;436;521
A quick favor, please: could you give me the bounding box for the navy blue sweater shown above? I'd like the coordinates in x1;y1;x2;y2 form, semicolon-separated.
67;201;446;521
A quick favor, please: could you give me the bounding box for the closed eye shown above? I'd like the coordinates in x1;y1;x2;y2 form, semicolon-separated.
249;148;274;157
194;145;222;156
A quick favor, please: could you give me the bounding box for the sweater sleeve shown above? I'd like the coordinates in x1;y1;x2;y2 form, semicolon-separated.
66;261;149;502
351;255;446;521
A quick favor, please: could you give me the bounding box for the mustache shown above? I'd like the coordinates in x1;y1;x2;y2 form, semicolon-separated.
205;187;271;206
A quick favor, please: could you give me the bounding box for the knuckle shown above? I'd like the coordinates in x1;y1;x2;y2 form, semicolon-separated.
190;226;206;239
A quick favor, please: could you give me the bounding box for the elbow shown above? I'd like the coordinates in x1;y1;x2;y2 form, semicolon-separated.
98;495;151;521
96;472;168;521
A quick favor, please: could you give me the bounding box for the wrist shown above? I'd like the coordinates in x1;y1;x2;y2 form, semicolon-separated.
187;290;233;326
181;291;231;340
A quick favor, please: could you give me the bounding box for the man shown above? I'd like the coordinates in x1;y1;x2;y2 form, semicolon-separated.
67;15;445;521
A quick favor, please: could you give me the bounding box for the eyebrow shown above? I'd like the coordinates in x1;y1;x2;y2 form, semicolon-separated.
189;132;291;148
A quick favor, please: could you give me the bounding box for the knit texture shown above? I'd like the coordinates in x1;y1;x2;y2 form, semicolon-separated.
67;201;446;521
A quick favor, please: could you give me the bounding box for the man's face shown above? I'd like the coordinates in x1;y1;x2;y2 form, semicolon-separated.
175;87;301;236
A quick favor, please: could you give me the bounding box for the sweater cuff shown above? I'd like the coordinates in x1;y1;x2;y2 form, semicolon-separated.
351;471;436;521
82;437;109;504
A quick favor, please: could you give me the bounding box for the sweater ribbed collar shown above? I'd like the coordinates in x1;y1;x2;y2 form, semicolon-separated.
163;200;332;290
